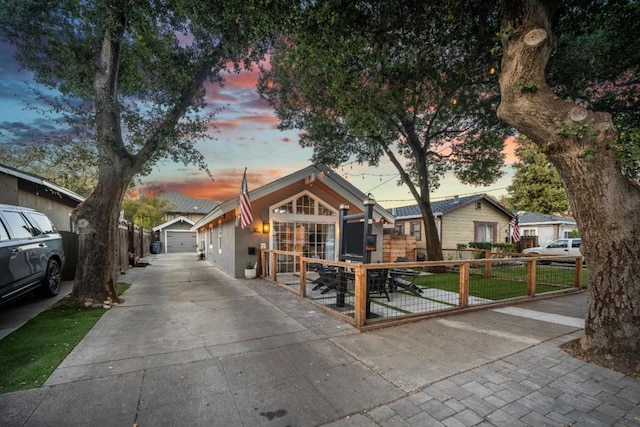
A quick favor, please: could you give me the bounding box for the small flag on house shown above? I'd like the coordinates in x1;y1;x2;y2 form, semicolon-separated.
510;217;521;243
239;167;253;229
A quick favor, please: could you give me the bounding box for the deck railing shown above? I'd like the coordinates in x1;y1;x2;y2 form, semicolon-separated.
259;249;585;330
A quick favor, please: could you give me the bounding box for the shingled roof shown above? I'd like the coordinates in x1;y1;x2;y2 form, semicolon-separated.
160;192;218;215
517;211;576;225
390;194;512;219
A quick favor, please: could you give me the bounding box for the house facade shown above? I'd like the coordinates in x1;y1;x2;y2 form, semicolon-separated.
192;164;395;278
0;163;84;232
389;194;514;259
516;211;578;246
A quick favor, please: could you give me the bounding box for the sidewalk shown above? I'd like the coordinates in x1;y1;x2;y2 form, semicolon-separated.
1;253;638;426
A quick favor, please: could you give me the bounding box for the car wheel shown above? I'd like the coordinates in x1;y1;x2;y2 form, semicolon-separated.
37;259;61;297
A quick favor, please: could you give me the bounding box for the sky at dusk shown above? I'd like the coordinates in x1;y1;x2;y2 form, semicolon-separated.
0;42;517;209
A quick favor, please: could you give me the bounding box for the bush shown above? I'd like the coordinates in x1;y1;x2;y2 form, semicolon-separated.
468;242;492;250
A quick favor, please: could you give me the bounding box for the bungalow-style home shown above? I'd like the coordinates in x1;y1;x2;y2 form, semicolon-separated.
516;211;578;246
191;164;395;278
152;192;218;253
0;163;85;232
389;194;514;259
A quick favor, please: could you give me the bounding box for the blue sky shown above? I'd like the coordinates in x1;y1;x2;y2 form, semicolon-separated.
0;42;516;208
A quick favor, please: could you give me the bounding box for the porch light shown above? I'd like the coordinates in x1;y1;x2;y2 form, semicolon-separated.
262;222;270;234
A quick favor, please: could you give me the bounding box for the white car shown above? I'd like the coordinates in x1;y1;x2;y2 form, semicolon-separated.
522;238;582;263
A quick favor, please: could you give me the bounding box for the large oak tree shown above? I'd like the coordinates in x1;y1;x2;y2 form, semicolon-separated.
0;0;288;304
498;0;639;360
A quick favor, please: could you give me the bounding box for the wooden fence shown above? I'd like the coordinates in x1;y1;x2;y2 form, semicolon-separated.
60;223;151;280
259;249;584;331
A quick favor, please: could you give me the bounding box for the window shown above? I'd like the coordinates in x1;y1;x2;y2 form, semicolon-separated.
410;221;421;240
318;203;335;216
0;221;9;241
395;222;404;235
296;195;315;214
474;221;497;243
571;239;581;248
24;212;56;235
217;226;222;254
547;239;568;249
522;228;537;237
273;201;293;214
2;211;34;238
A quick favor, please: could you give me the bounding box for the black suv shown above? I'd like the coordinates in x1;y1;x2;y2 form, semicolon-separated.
0;204;66;306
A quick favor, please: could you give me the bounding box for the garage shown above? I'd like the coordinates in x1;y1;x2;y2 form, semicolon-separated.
165;230;197;253
152;217;197;254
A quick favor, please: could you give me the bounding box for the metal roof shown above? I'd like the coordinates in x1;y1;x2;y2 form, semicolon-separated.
159;192;218;214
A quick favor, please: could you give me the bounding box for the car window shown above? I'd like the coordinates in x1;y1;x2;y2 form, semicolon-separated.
547;239;568;248
24;212;56;235
2;211;35;238
0;220;9;241
572;239;581;248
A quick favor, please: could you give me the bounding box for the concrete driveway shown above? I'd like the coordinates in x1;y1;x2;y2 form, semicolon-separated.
1;253;638;426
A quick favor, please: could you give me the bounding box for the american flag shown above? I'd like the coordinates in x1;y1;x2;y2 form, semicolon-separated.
510;218;521;243
239;168;253;228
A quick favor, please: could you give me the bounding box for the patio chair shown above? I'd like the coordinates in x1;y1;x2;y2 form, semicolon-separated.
389;268;424;297
367;268;391;301
313;265;341;294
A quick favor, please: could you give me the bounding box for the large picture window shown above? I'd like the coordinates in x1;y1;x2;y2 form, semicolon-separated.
270;191;338;273
474;221;497;243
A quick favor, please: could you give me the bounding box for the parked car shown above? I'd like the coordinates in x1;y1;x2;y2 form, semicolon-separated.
522;238;582;264
0;204;65;307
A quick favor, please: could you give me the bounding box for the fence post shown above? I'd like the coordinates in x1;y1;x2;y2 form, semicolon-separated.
299;256;307;297
259;250;265;278
527;259;537;296
575;257;583;289
484;249;492;278
354;265;367;329
271;252;277;282
459;262;470;308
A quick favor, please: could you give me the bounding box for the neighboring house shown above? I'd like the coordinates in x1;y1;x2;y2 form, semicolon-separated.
516;211;578;246
152;216;197;254
159;192;218;223
0;163;85;232
389;194;514;259
192;164;395;278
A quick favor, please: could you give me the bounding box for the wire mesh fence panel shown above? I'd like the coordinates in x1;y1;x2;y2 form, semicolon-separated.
274;252;302;287
304;266;356;317
536;260;585;290
468;260;529;302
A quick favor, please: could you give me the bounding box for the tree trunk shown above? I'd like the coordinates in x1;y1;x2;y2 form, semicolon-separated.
498;0;640;360
70;0;136;305
71;163;132;304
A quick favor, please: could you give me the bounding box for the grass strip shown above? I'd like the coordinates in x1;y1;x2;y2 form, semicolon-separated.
0;283;130;394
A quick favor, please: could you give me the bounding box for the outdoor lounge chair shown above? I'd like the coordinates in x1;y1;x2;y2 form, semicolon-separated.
367;268;391;301
389;268;424;297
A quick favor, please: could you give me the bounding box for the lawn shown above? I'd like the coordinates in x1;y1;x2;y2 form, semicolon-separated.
411;265;588;301
0;283;130;394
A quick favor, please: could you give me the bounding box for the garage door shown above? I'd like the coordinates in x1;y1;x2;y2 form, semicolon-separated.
166;231;197;253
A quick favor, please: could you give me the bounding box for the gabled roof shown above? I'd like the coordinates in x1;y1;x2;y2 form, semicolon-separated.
517;211;576;225
390;194;513;219
153;216;195;231
0;163;85;203
192;163;395;230
159;192;218;214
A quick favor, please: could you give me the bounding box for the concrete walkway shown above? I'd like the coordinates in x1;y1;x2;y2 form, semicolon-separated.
1;253;638;426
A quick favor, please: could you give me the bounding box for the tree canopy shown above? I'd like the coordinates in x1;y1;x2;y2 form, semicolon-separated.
0;0;290;304
506;136;569;214
259;1;512;260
